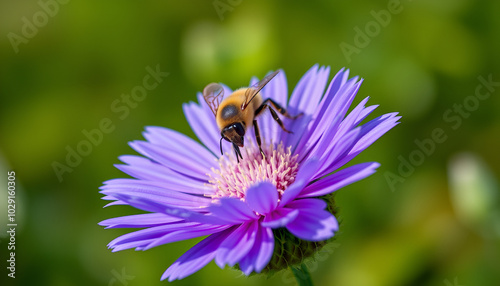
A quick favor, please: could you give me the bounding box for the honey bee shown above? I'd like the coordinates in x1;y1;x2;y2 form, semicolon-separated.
203;70;302;162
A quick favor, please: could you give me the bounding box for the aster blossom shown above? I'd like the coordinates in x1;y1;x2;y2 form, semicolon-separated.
99;65;401;281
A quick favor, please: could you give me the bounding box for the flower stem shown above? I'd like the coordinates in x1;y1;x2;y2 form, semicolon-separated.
290;263;314;286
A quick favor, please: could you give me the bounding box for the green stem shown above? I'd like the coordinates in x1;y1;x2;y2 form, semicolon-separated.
290;263;314;286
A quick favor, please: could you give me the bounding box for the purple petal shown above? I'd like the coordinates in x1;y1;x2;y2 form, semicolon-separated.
109;193;231;225
100;192;205;210
351;113;401;154
288;65;330;117
257;70;289;145
261;208;299;228
238;225;274;275
356;104;379;126
143;126;217;165
334;97;372;138
99;213;182;229
285;199;338;241
294;69;358;155
209;197;259;224
162;228;232;281
111;239;156;252
314;68;350;115
129;141;210;180
314;127;361;178
284;65;331;149
245;182;278;215
101;195;127;207
103;201;126;207
100;179;210;209
327;113;401;172
114;165;209;195
215;220;259;267
311;97;379;171
108;222;197;251
182;101;221;157
279;159;320;207
300;162;380;198
286;198;327;210
117;155;210;191
298;79;362;161
100;178;210;198
330;97;370;145
144;224;230;250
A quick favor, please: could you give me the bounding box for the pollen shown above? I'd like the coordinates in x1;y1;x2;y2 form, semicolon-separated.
207;143;299;200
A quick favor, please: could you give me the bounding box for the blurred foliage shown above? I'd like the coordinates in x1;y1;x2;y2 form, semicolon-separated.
1;0;499;285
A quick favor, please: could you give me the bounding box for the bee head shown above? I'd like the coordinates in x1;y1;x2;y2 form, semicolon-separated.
221;122;245;147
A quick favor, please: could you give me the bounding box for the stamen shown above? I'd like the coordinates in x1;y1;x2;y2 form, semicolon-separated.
207;142;299;201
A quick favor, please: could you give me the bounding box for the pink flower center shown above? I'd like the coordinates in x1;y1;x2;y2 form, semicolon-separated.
207;143;299;201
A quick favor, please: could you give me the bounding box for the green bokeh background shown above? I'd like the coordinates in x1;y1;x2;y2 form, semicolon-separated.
1;0;499;285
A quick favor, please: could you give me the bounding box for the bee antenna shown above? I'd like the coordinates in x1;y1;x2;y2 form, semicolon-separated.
220;137;224;156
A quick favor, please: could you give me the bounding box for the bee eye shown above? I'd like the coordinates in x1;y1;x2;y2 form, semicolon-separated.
233;123;245;136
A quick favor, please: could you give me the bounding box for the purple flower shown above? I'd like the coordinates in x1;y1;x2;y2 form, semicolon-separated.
99;65;400;281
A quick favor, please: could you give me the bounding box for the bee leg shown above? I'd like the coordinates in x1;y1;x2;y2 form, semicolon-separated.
255;103;293;134
232;142;243;163
253;119;265;158
262;98;303;119
269;106;293;134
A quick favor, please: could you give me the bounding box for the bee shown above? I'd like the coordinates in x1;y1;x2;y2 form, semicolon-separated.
203;70;302;162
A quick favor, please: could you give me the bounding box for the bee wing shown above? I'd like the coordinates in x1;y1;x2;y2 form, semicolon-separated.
242;70;279;110
203;83;224;116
